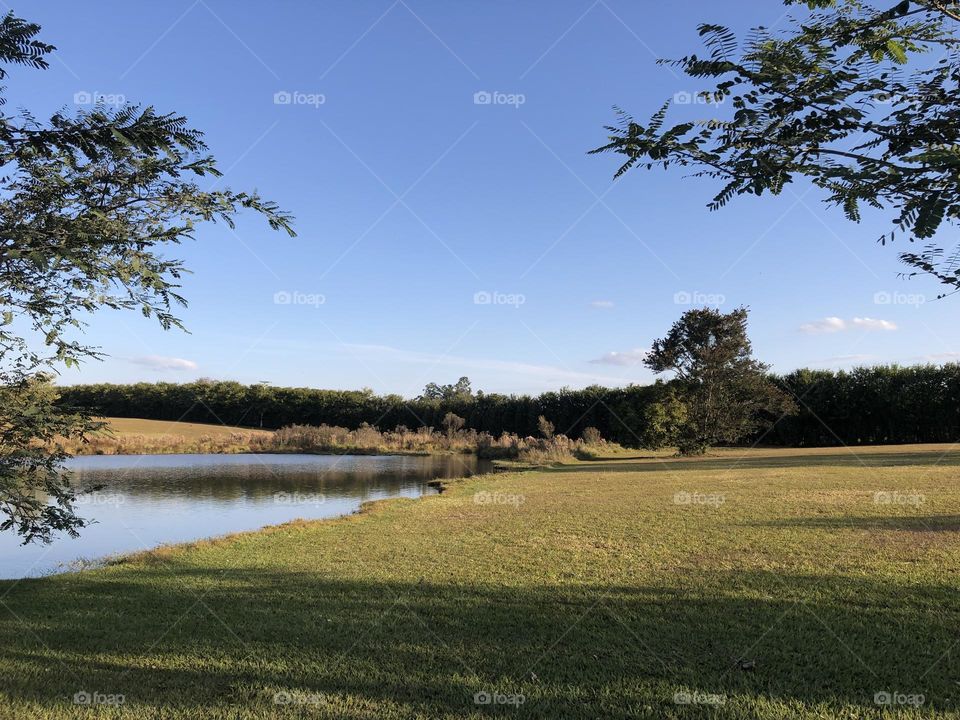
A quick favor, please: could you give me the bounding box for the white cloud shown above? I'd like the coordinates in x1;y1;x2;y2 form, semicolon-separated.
589;300;615;309
800;316;897;334
799;317;847;334
589;348;648;367
852;317;897;331
130;355;198;371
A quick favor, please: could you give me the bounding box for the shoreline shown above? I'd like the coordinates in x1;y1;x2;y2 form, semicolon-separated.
12;463;494;582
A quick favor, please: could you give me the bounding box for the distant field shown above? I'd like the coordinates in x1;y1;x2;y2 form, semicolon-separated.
100;417;272;439
59;417;273;455
1;443;957;718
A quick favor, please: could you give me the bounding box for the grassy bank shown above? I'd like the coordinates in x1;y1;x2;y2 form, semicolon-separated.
1;445;958;718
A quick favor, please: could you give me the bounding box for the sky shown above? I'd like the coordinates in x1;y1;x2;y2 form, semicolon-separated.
11;0;960;396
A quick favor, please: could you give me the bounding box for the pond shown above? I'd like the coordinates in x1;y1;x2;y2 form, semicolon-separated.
0;453;492;579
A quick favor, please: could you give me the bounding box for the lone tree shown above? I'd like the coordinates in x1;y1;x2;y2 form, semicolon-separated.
0;12;294;542
593;0;960;293
441;412;466;438
644;307;794;455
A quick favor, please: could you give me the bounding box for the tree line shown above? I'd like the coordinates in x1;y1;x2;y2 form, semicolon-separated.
58;363;960;448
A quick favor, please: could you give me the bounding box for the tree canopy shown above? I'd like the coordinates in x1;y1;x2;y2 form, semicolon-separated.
643;307;795;454
593;0;960;293
0;12;294;542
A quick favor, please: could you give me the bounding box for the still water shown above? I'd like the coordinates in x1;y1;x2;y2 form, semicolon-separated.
0;453;491;579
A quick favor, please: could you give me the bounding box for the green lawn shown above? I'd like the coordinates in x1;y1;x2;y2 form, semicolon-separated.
0;445;958;718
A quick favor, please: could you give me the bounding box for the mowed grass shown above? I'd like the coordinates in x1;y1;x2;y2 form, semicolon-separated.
1;445;959;718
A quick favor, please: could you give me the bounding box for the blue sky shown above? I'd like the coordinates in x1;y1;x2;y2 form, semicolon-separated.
13;0;960;395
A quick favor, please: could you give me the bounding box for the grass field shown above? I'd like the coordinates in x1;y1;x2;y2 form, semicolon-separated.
60;417;273;455
0;445;958;718
101;417;272;439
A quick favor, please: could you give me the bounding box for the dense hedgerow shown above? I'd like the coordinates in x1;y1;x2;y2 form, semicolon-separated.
57;364;960;448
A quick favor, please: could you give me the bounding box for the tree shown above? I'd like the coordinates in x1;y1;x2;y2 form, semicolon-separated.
441;412;465;437
536;415;555;439
593;0;960;293
0;12;294;542
644;307;794;455
420;376;473;401
639;384;688;450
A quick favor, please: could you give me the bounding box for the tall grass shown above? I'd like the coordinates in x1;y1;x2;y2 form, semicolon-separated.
251;423;479;455
60;421;616;462
59;431;262;456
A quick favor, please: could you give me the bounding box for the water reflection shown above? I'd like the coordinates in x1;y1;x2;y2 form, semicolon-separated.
0;453;489;579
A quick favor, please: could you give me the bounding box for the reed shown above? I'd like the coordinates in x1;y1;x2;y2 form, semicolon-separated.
58;419;616;462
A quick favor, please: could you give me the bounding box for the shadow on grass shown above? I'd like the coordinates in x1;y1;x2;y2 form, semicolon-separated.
748;514;960;532
547;450;960;475
0;567;955;718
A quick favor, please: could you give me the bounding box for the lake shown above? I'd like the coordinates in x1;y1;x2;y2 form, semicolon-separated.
0;453;492;579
